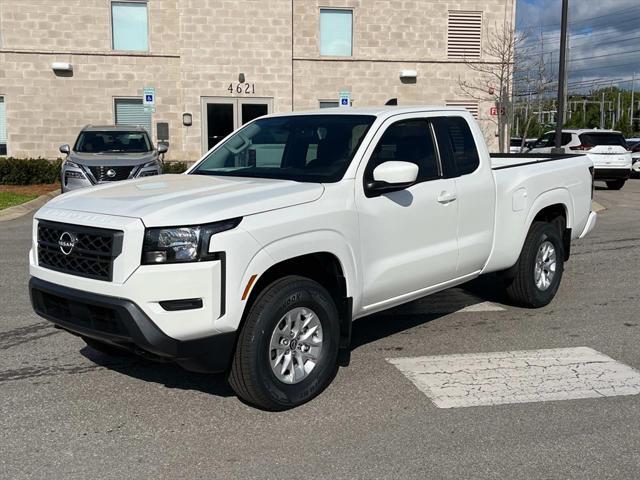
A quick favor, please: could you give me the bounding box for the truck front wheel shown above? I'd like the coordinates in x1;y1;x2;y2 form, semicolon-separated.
504;221;565;308
229;276;340;410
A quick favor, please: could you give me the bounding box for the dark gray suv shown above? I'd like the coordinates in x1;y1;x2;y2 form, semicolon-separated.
59;125;168;193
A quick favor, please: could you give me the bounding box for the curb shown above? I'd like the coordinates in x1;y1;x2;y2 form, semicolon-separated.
0;189;60;223
592;201;606;213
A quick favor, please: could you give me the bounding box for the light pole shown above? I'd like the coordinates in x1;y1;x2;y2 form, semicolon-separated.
553;0;569;152
631;72;636;127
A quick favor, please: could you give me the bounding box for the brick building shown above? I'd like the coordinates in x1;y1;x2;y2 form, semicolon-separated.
0;0;515;160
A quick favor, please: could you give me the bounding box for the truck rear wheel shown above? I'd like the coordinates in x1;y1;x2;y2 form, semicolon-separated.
229;276;340;410
605;179;625;190
504;221;565;308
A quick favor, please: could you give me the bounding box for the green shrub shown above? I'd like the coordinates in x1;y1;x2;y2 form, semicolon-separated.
163;161;189;174
0;158;62;185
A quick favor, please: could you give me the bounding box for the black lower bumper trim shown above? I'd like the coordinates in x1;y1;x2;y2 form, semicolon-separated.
594;168;631;181
29;277;236;373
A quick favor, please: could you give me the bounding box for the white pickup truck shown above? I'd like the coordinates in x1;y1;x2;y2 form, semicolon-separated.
29;107;596;410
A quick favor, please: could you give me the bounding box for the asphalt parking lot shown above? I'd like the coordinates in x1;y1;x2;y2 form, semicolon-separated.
2;181;640;480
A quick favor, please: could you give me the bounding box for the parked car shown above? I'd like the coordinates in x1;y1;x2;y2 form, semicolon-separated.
30;107;596;410
528;129;631;190
510;137;536;153
510;137;523;153
59;125;167;193
630;142;640;178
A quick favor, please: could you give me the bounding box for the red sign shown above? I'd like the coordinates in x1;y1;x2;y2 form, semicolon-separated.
490;107;506;116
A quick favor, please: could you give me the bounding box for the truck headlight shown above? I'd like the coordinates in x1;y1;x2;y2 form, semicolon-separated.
142;218;241;264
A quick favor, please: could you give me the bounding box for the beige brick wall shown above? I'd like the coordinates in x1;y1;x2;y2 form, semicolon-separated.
0;0;179;55
0;0;513;159
294;0;514;61
0;52;181;159
177;0;293;160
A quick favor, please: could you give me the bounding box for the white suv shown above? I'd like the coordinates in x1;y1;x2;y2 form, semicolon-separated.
528;129;631;190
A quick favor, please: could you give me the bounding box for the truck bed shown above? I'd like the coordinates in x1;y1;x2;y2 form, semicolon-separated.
490;153;582;170
483;152;594;274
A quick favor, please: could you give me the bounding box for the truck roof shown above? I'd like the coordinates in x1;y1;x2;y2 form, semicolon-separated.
268;106;470;120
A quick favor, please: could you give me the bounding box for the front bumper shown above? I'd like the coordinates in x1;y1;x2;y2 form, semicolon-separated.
30;277;236;373
593;168;631;181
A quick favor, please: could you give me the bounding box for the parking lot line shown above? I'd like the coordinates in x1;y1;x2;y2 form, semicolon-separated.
388;347;640;408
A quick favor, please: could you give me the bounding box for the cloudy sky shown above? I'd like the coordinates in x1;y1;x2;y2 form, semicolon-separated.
516;0;640;92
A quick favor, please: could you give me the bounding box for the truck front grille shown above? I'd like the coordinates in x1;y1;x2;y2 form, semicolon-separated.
37;221;124;281
88;165;136;182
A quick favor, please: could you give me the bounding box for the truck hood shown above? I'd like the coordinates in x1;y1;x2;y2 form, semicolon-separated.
68;151;157;166
40;174;325;226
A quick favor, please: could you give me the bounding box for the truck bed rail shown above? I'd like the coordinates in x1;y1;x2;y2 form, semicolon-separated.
490;153;582;170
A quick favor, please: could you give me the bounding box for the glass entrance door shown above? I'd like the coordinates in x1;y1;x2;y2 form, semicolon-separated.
202;97;272;152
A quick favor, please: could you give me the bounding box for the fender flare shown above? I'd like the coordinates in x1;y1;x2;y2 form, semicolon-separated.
486;187;573;273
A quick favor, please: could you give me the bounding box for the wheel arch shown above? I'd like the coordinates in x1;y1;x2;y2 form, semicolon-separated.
485;188;574;272
526;187;573;262
233;243;356;365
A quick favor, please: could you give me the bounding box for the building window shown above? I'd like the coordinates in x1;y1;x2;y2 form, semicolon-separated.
111;1;149;51
320;9;353;56
114;98;152;134
319;100;340;109
447;11;482;59
0;97;6;155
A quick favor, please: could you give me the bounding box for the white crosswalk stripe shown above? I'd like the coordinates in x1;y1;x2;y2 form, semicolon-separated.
388;347;640;408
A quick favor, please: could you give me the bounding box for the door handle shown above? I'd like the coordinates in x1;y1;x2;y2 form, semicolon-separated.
437;191;457;204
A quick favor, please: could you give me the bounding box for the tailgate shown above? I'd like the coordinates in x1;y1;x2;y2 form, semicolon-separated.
586;146;631;168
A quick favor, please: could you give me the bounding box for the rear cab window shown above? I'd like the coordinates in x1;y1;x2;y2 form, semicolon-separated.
431;117;480;176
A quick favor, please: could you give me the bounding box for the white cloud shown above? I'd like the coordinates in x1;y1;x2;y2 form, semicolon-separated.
517;0;640;88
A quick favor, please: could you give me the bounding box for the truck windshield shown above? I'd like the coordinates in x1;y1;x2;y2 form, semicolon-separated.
191;115;375;182
74;131;152;153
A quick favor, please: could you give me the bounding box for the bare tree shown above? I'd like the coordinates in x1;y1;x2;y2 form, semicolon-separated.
458;20;526;153
514;52;555;150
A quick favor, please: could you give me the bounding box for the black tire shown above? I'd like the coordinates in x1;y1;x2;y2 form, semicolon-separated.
606;179;625;190
83;337;132;356
504;221;565;308
228;276;340;411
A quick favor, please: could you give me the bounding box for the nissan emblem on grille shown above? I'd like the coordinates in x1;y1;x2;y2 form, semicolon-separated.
58;232;77;255
106;169;116;178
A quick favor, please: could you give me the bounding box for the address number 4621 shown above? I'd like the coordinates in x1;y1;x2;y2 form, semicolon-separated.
228;83;256;94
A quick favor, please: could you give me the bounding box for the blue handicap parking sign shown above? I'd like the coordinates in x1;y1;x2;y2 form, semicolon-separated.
341;98;349;105
146;94;154;102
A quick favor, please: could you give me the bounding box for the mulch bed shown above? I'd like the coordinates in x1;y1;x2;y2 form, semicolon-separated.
0;184;60;196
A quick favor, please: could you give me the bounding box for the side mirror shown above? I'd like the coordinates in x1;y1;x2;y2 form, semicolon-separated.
366;161;419;197
59;144;70;155
157;143;169;154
